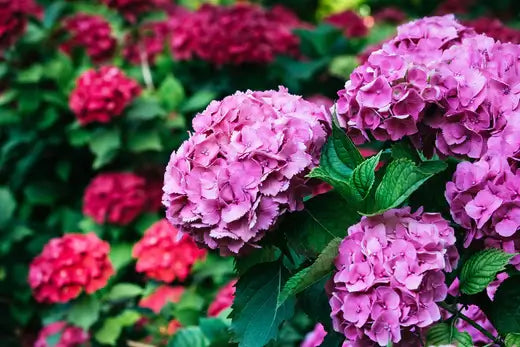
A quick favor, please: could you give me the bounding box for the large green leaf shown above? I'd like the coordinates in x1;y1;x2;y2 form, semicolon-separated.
350;151;381;198
126;98;166;120
0;187;16;226
459;249;514;295
369;159;447;215
66;295;100;330
284;192;360;257
199;317;231;347
88;128;121;169
426;323;473;347
168;327;208;347
94;310;140;346
105;283;143;301
278;238;341;306
158;76;185;112
127;128;162;152
488;275;520;335
505;333;520;347
330;121;364;170
231;261;294;347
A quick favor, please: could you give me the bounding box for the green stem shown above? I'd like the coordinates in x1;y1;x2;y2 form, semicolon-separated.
438;302;503;346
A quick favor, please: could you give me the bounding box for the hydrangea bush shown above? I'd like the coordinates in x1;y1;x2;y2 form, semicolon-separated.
3;0;520;346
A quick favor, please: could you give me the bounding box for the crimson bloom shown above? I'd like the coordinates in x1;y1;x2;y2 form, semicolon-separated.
325;10;368;38
69;66;141;125
139;285;185;313
0;0;39;51
100;0;169;23
28;233;114;303
208;279;236;317
133;219;206;283
123;21;171;65
34;321;89;347
61;14;116;63
83;172;148;226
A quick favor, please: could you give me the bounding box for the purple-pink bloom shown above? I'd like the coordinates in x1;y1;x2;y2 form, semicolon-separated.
330;207;457;346
163;87;330;254
301;323;327;347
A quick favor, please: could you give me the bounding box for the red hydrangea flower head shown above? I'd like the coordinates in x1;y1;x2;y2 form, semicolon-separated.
208;279;236;317
69;66;141;125
170;3;302;65
329;207;458;346
139;285;185;313
61;14;116;63
123;20;171;65
83;172;148;226
133;219;206;282
373;7;406;24
28;233;114;303
0;0;39;51
34;321;89;347
100;0;169;23
163;87;330;254
325;10;368;38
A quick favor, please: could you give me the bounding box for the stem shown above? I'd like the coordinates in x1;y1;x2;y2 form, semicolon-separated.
438;302;503;346
127;340;156;347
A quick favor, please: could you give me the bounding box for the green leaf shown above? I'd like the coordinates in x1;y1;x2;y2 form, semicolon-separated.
110;243;133;271
67;295;100;330
505;333;520;347
23;181;59;205
391;141;420;163
158;76;185;111
370;159;446;215
350;151;382;198
426;323;473;347
278;238;341;306
106;283;143;301
43;2;67;29
67;124;90;147
94;310;141;346
0;187;16;226
234;247;281;276
487;275;520;335
284;191;360;257
45;331;62;347
126;98;166;120
17;65;43;83
180;90;216;113
88;128;121;169
460;249;514;295
199;317;230;346
231;261;294;347
168;327;208;347
173;290;205;326
127;128;162;152
331;121;364;170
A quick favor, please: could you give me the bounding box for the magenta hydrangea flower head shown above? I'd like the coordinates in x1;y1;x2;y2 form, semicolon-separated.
329;207;458;346
163;87;330;254
446;153;520;265
301;323;327;347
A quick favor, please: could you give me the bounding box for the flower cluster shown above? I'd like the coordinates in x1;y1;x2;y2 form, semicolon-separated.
301;323;327;347
446;155;520;265
69;66;141;125
208;279;236;317
464;17;520;44
132;219;206;282
28;233;114;303
329;207;458;346
0;0;39;51
169;4;302;65
123;20;171;65
337;15;520;158
99;0;168;23
61;14;116;63
139;285;185;313
83;172;148;226
373;7;406;24
34;321;89;347
325;10;368;38
163;87;330;254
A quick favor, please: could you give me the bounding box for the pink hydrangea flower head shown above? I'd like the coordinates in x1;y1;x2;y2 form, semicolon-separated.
169;4;302;65
28;233;114;303
301;323;327;347
133;219;206;282
61;14;116;63
139;285;185;313
69;66;141;125
325;10;368;38
123;20;171;65
0;0;39;51
208;279;236;317
163;87;330;254
330;207;458;346
99;0;169;23
83;172;148;226
34;321;89;347
446;154;520;262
